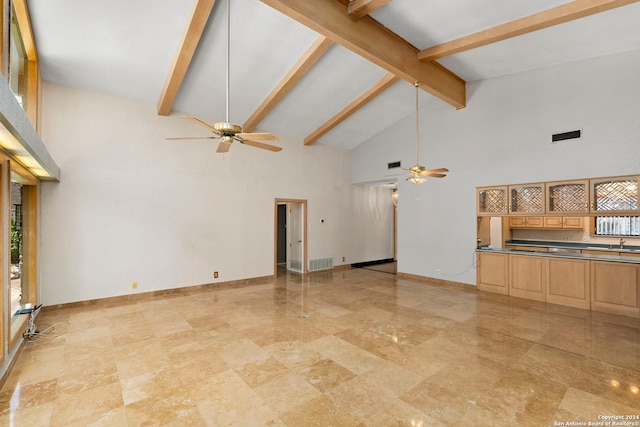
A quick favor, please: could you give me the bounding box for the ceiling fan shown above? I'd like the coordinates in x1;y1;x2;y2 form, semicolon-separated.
166;0;281;153
405;82;448;184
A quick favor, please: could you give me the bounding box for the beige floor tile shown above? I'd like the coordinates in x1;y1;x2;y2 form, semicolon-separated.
254;373;322;414
0;401;53;427
49;382;124;426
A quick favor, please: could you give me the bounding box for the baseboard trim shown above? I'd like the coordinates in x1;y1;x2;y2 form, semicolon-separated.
396;272;476;293
41;275;276;312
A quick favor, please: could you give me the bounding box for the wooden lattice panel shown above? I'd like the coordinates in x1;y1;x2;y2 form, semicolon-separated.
548;184;587;212
510;186;543;213
594;180;638;211
478;188;507;213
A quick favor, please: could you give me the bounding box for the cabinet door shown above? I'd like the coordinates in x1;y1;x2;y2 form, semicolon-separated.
582;249;619;256
509;216;542;228
591;261;639;318
508;183;545;214
547;258;590;309
477;252;509;295
509;217;527;228
543;217;563;228
477;186;508;216
590;175;640;214
562;217;584;229
542;216;583;229
546;180;589;214
509;254;546;301
525;217;544;228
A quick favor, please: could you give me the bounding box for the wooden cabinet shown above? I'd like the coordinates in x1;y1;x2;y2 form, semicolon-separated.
546;180;589;214
510;216;543;228
582;249;640;258
561;216;584;229
546;258;590;309
477;250;640;317
591;261;639;318
582;249;615;256
508;183;545;214
477;252;509;295
479;174;640;217
542;216;584;229
590;175;640;214
509;255;546;301
477;186;508;216
509;216;584;230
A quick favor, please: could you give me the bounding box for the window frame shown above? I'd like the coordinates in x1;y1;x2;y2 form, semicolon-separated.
590;216;640;238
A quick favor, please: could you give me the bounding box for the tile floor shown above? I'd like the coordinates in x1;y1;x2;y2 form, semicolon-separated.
0;267;639;426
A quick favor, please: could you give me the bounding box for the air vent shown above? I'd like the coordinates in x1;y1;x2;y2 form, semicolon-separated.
552;129;581;143
309;257;333;272
388;161;401;169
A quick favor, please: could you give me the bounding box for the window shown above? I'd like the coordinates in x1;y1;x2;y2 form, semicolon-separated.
595;216;640;236
9;4;29;109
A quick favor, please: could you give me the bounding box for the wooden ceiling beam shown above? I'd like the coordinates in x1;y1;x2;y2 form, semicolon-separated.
348;0;392;19
259;0;466;110
157;0;216;116
243;35;333;133
304;73;399;146
418;0;640;62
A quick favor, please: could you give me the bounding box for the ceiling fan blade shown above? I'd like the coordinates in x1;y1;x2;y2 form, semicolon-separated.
165;136;219;140
216;142;231;153
181;116;220;133
241;139;282;152
420;172;447;178
236;132;279;142
419;168;448;177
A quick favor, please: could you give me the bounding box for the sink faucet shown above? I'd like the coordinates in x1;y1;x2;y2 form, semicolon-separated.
620;238;626;249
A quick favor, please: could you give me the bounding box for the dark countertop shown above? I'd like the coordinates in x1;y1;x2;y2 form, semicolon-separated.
477;242;640;264
505;239;640;252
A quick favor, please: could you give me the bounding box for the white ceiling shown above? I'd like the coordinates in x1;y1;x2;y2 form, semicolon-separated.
28;0;640;150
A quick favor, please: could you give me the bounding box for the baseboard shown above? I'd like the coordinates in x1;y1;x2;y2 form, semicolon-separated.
41;275;276;312
396;272;476;293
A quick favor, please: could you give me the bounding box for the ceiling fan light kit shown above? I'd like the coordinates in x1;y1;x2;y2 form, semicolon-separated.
166;0;281;153
405;82;448;185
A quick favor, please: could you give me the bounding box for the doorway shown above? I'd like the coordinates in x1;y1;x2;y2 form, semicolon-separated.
274;199;307;275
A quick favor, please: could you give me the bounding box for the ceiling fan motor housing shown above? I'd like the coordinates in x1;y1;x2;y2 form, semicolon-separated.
213;122;242;135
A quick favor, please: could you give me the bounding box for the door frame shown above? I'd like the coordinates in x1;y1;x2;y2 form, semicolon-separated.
274;198;308;275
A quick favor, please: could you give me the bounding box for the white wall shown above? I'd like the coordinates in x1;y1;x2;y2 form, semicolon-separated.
352;49;640;285
39;83;353;305
350;185;395;263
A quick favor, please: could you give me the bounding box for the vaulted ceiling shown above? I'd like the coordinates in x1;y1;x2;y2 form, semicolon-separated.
28;0;640;150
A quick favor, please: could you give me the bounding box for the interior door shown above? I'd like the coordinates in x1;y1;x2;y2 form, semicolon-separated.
287;202;303;273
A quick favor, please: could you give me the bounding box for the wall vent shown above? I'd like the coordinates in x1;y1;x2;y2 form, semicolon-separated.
289;260;302;271
388;161;401;169
552;129;581;143
309;257;333;272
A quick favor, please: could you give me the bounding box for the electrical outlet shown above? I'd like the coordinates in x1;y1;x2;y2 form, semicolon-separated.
214;271;219;279
132;281;137;289
436;269;441;274
342;256;345;262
